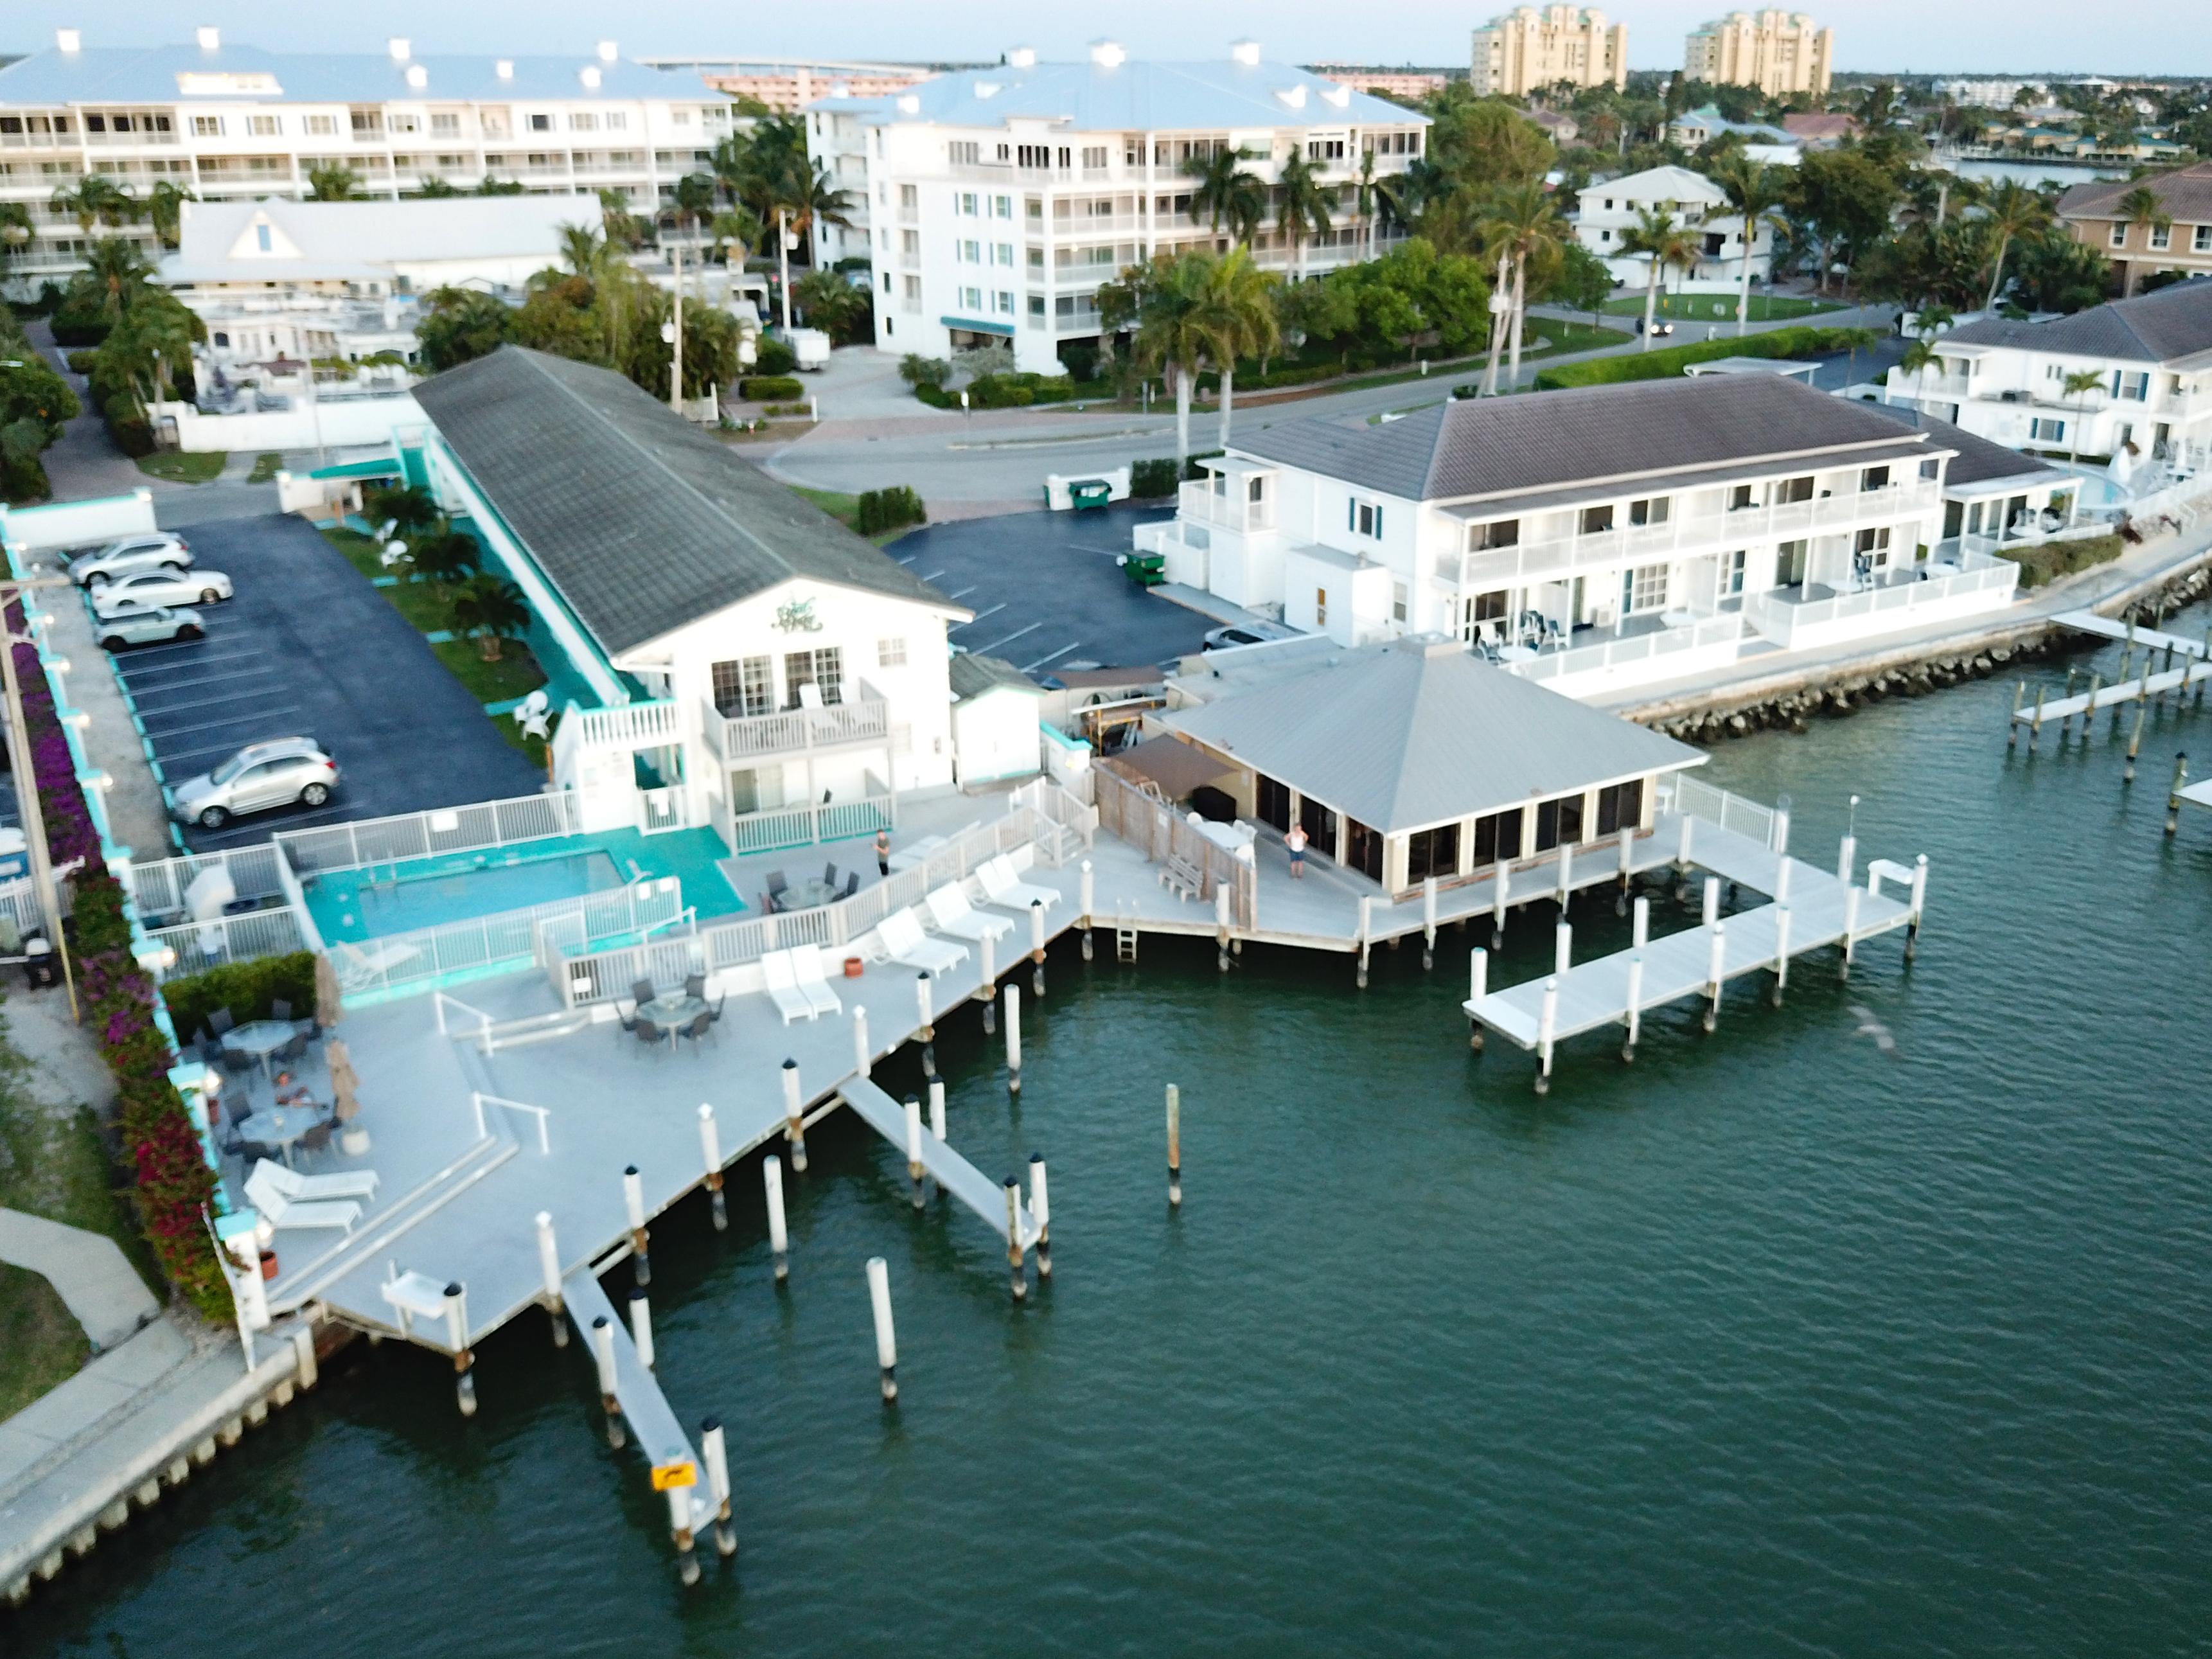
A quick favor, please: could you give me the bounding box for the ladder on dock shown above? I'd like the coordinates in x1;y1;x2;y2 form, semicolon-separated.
836;1078;1041;1250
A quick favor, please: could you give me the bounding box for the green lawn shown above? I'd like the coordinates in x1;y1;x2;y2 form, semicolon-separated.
432;638;547;705
1602;292;1843;323
136;450;227;484
1520;320;1634;359
245;452;285;484
790;485;860;528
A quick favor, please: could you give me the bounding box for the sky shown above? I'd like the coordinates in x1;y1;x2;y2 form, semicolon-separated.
1;1;2200;78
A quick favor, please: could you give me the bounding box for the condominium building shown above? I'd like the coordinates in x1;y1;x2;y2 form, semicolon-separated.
808;42;1430;376
2058;163;2212;296
1683;12;1834;100
637;56;946;114
1933;78;2046;109
1469;8;1627;99
1572;165;1774;286
0;28;736;290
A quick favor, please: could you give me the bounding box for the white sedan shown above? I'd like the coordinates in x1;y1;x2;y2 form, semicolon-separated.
91;567;233;619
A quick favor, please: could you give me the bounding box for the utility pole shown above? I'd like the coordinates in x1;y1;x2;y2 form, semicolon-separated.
777;207;793;331
0;574;84;1020
669;237;685;414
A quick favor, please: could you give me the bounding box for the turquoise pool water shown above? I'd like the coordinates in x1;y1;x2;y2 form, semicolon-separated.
306;847;626;943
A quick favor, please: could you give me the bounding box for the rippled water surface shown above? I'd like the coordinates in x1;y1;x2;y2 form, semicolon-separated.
20;614;2212;1658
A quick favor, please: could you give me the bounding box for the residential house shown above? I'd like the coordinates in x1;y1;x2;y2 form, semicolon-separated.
411;346;993;856
805;42;1429;375
1890;278;2212;478
1683;11;1834;100
1864;404;2081;556
1572;164;1774;287
1469;8;1628;99
1665;105;1801;164
2058;163;2212;293
1132;373;2013;699
948;653;1046;786
1779;111;1858;148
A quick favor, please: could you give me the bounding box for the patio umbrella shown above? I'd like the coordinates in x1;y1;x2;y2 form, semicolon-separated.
326;1038;362;1124
314;951;345;1029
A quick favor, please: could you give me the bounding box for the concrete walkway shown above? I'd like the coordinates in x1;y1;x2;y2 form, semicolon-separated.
29;577;177;862
0;1209;158;1351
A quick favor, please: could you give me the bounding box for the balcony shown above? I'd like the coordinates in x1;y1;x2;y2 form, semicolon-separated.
1178;477;1275;534
1743;549;2019;650
702;695;892;764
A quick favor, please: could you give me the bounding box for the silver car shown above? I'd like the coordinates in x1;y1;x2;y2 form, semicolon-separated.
170;738;341;830
66;533;192;587
91;566;233;618
97;605;204;651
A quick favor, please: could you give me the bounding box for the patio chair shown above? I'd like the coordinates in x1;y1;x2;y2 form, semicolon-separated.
842;871;861;900
218;1045;256;1078
208;1007;236;1038
629;978;656;1008
977;855;1062;915
277;1030;309;1064
294;1120;335;1162
765;870;790;910
249;1157;378;1202
759;950;819;1024
822;861;838;889
243;1164;360;1233
270;998;293;1024
632;1017;666;1057
925;882;1014;944
876;907;968;978
788;946;845;1018
684;971;706;1003
678;1011;714;1052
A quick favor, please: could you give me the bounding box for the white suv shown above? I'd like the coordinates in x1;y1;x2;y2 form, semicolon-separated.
170;738;341;830
66;533;192;587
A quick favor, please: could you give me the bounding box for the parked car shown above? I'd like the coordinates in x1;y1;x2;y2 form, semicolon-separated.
65;533;191;587
1202;621;1300;651
170;738;339;830
90;567;233;618
97;605;204;651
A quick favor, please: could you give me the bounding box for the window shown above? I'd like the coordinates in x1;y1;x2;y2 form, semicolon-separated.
902;274;921;310
1343;817;1384;882
1629;496;1669;527
1854;526;1892;566
1532;794;1585;852
390;113;421;135
959;239;980;262
784;648;844;708
899;183;918;212
2110;222;2127;247
1580;503;1615;534
1082;145;1108;170
481;110;509;138
959;285;983;308
1918;457;1940;481
1027;247;1045;270
606;112;628;131
1027;294;1045;320
1315;587;1329;626
529;112;553;132
958;191;979;215
993;242;1014;265
950;140;980;165
900;229;919;259
1624;563;1669;612
1467;519;1519;551
1255;776;1291;831
431;112;461;137
1391;581;1408;624
193;116;222;137
2118;371;2149;401
248;114;279;137
993;194;1012;217
1859;465;1890;492
1473;807;1523;865
993;290;1014;315
303;113;336;135
1406;823;1458;883
876;637;907;669
1594;779;1643;837
1018;143;1054;168
2195;226;2212;253
2030;417;2065;443
711;656;774;718
1719;548;1747;596
2150;225;2172;250
1778;475;1814;503
1349;499;1383;538
255;224;272;252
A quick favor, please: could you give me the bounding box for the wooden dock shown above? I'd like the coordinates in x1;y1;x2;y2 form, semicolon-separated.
837;1077;1041;1250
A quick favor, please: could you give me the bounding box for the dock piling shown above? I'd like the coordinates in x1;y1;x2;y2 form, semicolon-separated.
591;1317;624;1448
1774;853;1791;906
2060;668;2078;738
1616;827;1632;916
2167;752;2190;837
928;1075;947;1144
1905;855;1929;961
781;1058;808;1174
1216;883;1232;973
2125;698;2146;783
2030;686;2045;750
445;1283;475;1417
1535;976;1558;1095
2007;679;2025;749
669;1486;701;1588
1004;984;1022;1096
535;1212;566;1347
1703;919;1727;1032
1837;833;1856;886
1080;858;1095;961
697;1105;726;1233
1467;948;1487;1052
1555;841;1573;911
1422;876;1437;969
1554;918;1572;975
628;1286;655;1371
1004;1177;1029;1302
623;1165;651;1286
904;1094;926;1209
1622;950;1643;1062
1677;812;1695;874
978;928;996;1033
763;1155;789;1282
1841;883;1861;978
700;1417;736;1559
1491;863;1508;950
1032;898;1048;995
1771;905;1791;1004
1702;876;1721;928
1165;1084;1181;1208
866;1257;898;1403
1356;896;1372;988
916;971;935;1073
1029;1154;1051;1280
853;1005;871;1078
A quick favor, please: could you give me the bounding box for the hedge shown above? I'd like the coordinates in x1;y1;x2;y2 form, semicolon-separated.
2004;533;2123;590
161;952;319;1045
856;486;926;535
1533;326;1864;391
1130;459;1180;499
912;371;1080;409
740;375;804;402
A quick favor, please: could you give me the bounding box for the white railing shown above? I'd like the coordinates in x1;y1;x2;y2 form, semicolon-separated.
1009;776;1101;867
1659;774;1778;851
1743;552;2018;650
276;790;583;876
1437;481;1945;589
1178;479;1276;534
639;786;687;835
0;880;44;944
144;905;309;980
703;695;892;763
564;700;680;752
727;794;895;856
326;877;685;1000
123;841;289;921
1506;614;1746;685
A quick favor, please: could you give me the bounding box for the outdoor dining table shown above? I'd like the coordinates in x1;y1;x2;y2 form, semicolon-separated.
235;1103;324;1170
222;1020;299;1083
784;877;839;909
1496;644;1537;664
637;993;709;1047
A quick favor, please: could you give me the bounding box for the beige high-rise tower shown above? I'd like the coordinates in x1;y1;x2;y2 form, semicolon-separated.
1470;7;1628;98
1683;11;1834;98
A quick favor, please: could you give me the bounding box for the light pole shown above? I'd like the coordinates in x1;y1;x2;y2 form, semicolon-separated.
0;574;85;1020
777;207;793;332
666;236;685;415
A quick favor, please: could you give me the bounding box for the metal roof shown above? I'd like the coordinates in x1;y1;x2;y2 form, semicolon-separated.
412;347;960;659
1944;277;2212;366
160;195;596;285
948;653;1040;700
0;44;718;106
1232;375;1942;506
811;58;1426;134
1165;637;1704;834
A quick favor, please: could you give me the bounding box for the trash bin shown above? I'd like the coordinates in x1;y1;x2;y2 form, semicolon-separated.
22;937;58;989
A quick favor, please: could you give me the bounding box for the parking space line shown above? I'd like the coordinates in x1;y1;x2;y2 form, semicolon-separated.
118;648;272;675
1020;643;1083;673
136;686;286;719
968;621;1041;655
946;586;978;600
950;603;1005;631
143;709;304;746
917;570;946;582
120;666;285;698
187;804;355;846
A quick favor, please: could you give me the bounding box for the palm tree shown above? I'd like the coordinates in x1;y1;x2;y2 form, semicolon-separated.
49;174;139;234
1132;254;1215;474
1713;155;1789;336
1833;326;1880;391
449;573;532;661
1476;249;1512;396
1353;151;1381;263
1272;153;1334;279
410;177;461;199
80;238;155;321
1482;182;1566;388
1619;210;1701;353
1979;180;2053;311
0;202;30;278
2114;184;2173;296
1189;248;1280;449
2061;368;2105;466
1893;336;1942;404
306;164;362;202
786;164;854;266
1183;147;1267;244
669;173;719;251
707;208;761;266
407;527;480;590
143;181;194;249
556;223;606;279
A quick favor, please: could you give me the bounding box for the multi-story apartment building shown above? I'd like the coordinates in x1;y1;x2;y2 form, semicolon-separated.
1933;78;2046;109
1132;374;2021;700
0;28;734;290
1469;8;1628;99
637;56;946;114
2058;163;2212;296
1573;165;1774;287
1683;11;1834;100
1309;67;1455;103
806;42;1430;376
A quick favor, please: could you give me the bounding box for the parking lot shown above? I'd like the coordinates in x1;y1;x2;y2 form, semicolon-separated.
98;513;544;853
887;503;1212;674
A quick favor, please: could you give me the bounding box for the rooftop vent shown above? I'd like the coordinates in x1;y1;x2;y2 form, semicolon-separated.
1007;46;1037;69
55;28;82;53
896;93;921;114
1322;83;1351;107
195;26;220;51
579;64;603;90
1088;39;1126;69
596;40;619;63
1277;84;1308;109
387;37;411;62
495;59;515;80
975;81;1001;99
405;64;429;89
1230;39;1261;66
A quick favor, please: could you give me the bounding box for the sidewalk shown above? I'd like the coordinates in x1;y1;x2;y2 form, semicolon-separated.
0;1209;157;1351
30;576;176;862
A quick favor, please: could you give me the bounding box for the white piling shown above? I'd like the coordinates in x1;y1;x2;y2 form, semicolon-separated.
978;927;997;1033
903;1093;925;1208
1677;812;1694;869
700;1417;736;1558
1165;1083;1181;1208
915;970;934;1060
1703;918;1727;1031
1215;882;1232;973
1004;1176;1029;1302
698;1103;726;1232
865;1256;898;1402
1837;833;1857;885
535;1211;566;1347
1702;875;1721;927
1554;918;1572;975
1906;854;1929;960
1080;858;1095;960
1622;951;1644;1061
1467;946;1487;1052
1615;824;1634;914
781;1057;808;1173
444;1282;475;1417
1031;897;1048;995
623;1164;650;1285
1491;861;1509;946
669;1484;700;1587
1534;975;1559;1095
1556;840;1573;907
1771;903;1791;1004
1004;984;1022;1095
928;1076;947;1142
1356;896;1372;987
1029;1153;1052;1280
629;1286;655;1371
1841;883;1861;977
853;1004;871;1078
1772;797;1791;858
1632;894;1650;950
1774;854;1791;905
1421;875;1437;969
763;1155;789;1282
591;1315;624;1447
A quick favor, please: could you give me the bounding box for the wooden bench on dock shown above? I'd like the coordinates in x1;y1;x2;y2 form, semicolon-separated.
1159;853;1204;901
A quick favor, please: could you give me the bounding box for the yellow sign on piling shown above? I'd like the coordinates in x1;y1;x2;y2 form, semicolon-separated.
651;1460;698;1491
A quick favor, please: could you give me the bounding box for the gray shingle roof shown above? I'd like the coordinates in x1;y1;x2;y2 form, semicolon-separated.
1944;276;2212;364
412;347;957;658
2059;161;2212;224
948;653;1038;700
1860;404;2065;490
1232;374;1938;504
1165;637;1704;833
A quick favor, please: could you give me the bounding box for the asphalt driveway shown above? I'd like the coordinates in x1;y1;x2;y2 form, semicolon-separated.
889;503;1210;674
98;513;543;853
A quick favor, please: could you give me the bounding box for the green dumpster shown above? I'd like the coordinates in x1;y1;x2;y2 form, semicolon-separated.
1120;551;1166;587
1069;478;1114;510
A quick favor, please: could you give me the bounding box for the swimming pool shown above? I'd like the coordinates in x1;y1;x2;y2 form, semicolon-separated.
306;846;628;943
2053;466;2128;510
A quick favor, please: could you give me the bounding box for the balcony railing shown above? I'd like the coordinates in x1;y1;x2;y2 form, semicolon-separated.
702;694;891;763
1504;614;1746;686
1742;550;2017;650
1434;481;1945;590
1178;478;1275;533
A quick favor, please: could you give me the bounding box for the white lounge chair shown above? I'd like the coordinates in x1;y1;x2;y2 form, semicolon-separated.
759;949;820;1024
245;1164;360;1233
925;882;1014;943
249;1157;378;1202
788;945;845;1017
877;907;969;977
978;855;1061;914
